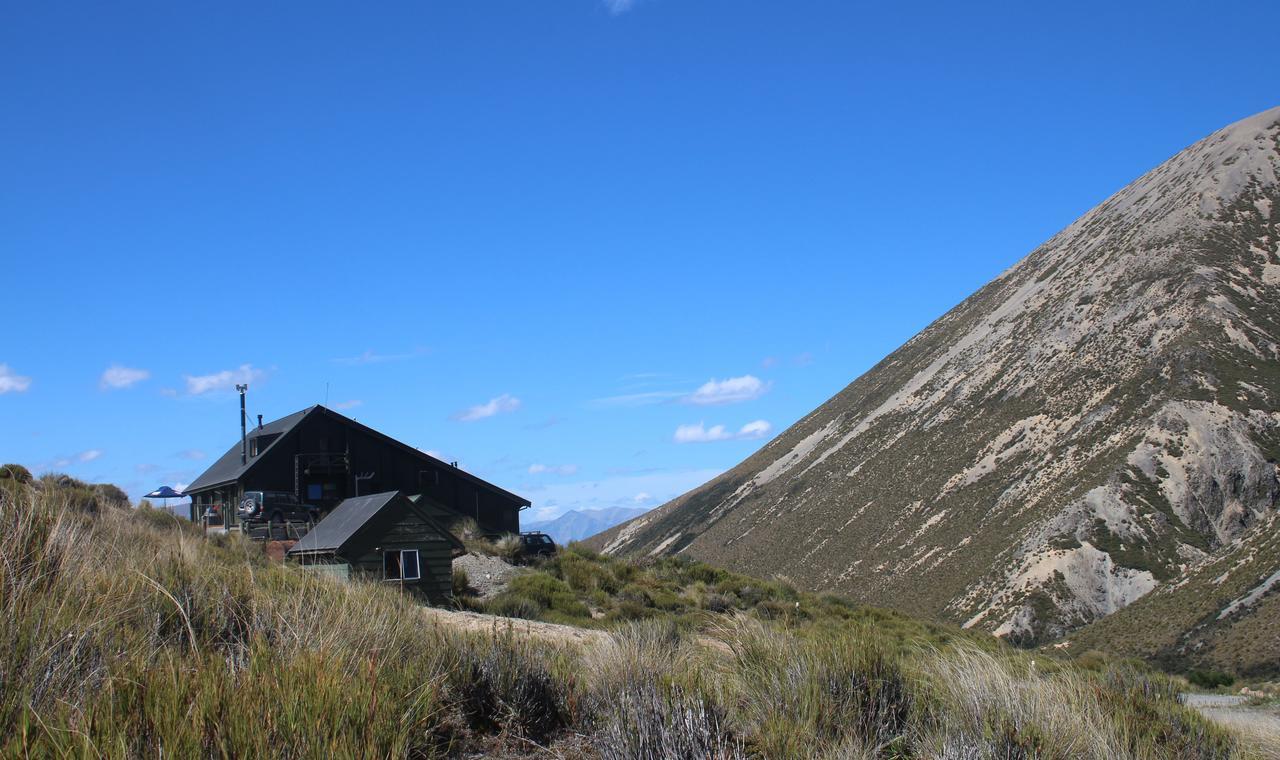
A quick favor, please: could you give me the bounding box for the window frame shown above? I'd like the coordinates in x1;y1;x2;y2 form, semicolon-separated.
384;549;421;582
400;549;421;581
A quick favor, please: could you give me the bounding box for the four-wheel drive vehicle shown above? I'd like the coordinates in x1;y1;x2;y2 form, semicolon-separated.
519;531;557;558
239;490;322;525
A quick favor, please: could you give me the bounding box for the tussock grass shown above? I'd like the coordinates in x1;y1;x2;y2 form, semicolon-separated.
0;478;1264;758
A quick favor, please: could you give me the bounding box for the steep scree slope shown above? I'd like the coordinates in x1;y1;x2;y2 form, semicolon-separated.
588;107;1280;647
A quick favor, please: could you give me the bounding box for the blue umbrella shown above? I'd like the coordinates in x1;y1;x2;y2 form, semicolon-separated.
144;485;185;512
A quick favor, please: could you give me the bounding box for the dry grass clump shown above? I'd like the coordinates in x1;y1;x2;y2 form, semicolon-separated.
0;476;579;756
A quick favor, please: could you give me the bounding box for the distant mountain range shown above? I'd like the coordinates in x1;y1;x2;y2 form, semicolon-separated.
588;107;1280;674
523;506;650;545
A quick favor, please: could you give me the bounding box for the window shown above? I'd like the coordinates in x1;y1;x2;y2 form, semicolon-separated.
384;549;420;581
250;438;259;457
307;484;323;500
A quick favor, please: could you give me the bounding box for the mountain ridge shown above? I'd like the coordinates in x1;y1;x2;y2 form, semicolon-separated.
587;106;1280;656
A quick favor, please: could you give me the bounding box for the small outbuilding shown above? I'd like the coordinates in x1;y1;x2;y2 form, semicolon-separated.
287;490;465;603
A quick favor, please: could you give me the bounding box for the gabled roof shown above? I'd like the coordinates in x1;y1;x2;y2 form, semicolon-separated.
184;405;530;507
287;490;464;556
185;407;313;492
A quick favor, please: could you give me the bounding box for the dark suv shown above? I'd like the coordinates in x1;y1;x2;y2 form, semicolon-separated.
239;490;321;526
519;531;557;558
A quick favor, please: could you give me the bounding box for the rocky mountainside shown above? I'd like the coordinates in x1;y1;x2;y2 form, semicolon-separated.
589;107;1280;650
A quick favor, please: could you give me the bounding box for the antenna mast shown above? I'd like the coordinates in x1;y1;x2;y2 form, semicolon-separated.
237;384;249;465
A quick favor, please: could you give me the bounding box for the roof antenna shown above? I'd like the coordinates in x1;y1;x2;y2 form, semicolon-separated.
237;384;249;466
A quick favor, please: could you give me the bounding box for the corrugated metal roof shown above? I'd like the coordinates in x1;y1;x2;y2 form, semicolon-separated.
288;491;400;554
185;407;314;493
288;490;466;557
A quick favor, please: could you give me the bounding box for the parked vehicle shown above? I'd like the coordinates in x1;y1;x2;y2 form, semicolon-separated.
518;531;557;558
238;490;322;527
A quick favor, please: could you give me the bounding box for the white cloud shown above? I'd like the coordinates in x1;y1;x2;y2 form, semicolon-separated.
633;492;652;503
332;399;363;410
529;463;580;476
183;364;264;395
738;419;773;439
683;375;769;405
46;448;104;469
675;419;773;443
674;422;732;443
453;393;521;422
603;0;637;14
176;449;206;460
100;365;150;390
0;364;32;394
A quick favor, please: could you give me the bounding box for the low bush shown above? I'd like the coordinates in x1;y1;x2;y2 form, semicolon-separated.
452;566;471;597
1187;668;1235;690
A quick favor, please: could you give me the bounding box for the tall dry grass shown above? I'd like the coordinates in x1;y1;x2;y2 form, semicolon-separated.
0;477;1265;758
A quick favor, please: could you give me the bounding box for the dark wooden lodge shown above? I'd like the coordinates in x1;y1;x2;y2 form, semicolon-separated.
185;405;529;535
287;491;465;602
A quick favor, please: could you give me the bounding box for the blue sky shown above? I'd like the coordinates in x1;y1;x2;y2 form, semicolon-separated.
2;1;1277;520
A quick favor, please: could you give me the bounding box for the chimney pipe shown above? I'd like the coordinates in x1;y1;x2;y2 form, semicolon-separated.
257;414;263;430
237;384;249;466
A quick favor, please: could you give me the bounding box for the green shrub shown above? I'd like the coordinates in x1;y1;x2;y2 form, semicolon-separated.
0;464;32;483
484;594;543;620
1186;668;1234;690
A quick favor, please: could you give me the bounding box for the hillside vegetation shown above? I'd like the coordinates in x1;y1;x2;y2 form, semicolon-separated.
1;471;1271;758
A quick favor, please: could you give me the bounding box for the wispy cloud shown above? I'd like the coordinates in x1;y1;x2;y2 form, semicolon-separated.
43;449;104;470
452;393;521;422
0;364;32;394
183;364;264;395
591;373;771;409
176;449;206;460
674;419;772;443
602;0;638;14
528;463;580;476
332;399;363;410
100;365;150;390
684;375;770;405
332;347;427;365
587;390;685;408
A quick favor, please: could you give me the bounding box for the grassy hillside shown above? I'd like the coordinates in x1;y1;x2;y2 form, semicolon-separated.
459;542;1000;651
1;469;1270;758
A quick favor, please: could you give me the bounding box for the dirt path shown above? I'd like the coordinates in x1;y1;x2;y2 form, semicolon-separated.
421;605;607;647
1183;694;1280;758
